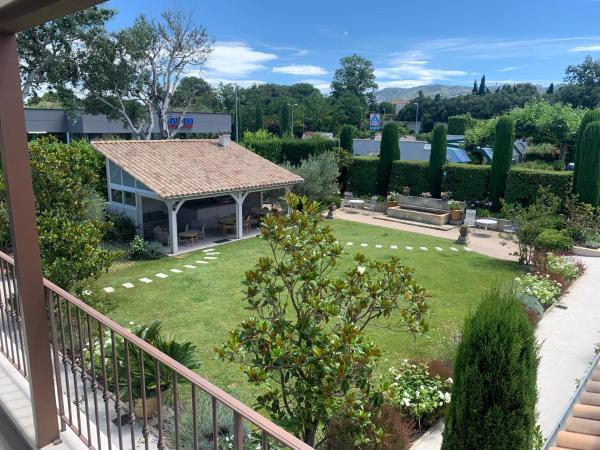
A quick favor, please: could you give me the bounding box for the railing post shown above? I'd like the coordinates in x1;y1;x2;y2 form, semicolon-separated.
0;33;60;447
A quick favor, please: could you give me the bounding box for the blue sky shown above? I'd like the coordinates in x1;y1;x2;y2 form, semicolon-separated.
105;0;600;92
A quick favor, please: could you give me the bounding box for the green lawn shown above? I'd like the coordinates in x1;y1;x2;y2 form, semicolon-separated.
97;219;522;403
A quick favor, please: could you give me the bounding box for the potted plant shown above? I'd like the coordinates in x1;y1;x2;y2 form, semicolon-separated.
387;192;398;208
441;191;452;201
448;200;463;221
456;224;470;245
401;186;411;196
420;192;432;199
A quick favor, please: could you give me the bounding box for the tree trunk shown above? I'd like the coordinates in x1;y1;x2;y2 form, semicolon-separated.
559;143;569;162
303;423;318;447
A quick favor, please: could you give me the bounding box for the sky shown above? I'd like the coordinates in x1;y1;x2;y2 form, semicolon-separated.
105;0;600;93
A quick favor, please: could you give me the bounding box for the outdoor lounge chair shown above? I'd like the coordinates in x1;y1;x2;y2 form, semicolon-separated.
464;209;476;227
364;196;378;215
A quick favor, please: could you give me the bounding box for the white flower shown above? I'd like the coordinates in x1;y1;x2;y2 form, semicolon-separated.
129;321;134;325
444;392;452;403
82;289;92;296
357;266;366;275
446;377;453;385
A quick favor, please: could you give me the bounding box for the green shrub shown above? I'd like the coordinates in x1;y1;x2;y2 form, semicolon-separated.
242;130;282;162
281;137;337;165
489;116;515;209
575;120;600;206
514;274;561;308
447;114;473;135
534;229;573;253
104;210;136;244
429;125;448;198
417;131;433;142
514;292;544;318
442;288;538;450
376;123;400;195
128;235;163;260
339;125;354;153
283;152;340;202
546;253;580;282
442;164;490;201
523;143;557;163
390;161;430;195
574;109;600;189
347;156;378;196
505;168;573;205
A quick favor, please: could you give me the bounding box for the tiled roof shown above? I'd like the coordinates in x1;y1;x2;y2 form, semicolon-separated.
92;139;304;199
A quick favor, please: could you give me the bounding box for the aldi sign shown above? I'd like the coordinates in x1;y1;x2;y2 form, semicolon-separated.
168;116;194;128
369;113;381;131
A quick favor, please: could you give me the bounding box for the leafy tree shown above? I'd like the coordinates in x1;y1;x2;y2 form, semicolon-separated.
442;287;538;450
378;101;395;116
472;80;478;95
429;124;448;198
490;116;515;209
17;7;114;104
171;76;218;112
376;123;400;195
216;193;428;446
82;9;213;139
331;54;378;100
255;101;264;131
565;55;600;86
546;82;554;94
331;93;366;130
574;109;600;190
575;121;600;206
279;103;290;136
478;75;486;96
339;125;354;153
283;152;340;202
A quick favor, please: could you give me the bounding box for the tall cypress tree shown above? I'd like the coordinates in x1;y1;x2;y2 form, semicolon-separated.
489;116;515;209
573;109;600;192
279;103;290;136
376;123;400;196
255;102;263;131
442;288;538;450
576;121;600;206
428;124;447;198
546;82;554;94
339;125;354;153
472;80;478;94
478;75;486;96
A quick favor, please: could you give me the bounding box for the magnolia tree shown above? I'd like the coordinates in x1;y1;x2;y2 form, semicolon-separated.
216;193;429;446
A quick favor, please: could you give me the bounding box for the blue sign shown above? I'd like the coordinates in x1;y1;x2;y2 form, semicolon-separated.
167;116;194;129
369;113;381;131
182;117;194;127
167;117;178;126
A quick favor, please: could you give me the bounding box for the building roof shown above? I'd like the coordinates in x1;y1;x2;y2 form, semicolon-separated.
92;139;304;200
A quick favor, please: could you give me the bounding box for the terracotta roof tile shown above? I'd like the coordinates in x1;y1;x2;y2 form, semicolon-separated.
91;139;303;199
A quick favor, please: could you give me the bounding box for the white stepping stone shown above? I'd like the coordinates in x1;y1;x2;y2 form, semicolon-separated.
204;256;218;260
360;243;368;247
139;278;152;283
169;269;183;273
346;242;354;246
405;246;413;250
202;248;217;253
464;247;473;252
204;252;220;255
195;260;209;264
420;247;428;251
375;244;382;248
122;283;134;289
155;273;168;278
435;247;443;251
103;287;114;293
450;247;458;252
184;264;196;269
390;245;398;249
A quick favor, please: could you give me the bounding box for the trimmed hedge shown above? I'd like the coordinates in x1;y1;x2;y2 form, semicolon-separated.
347;157;378;196
389;161;430;195
245;137;337;164
534;229;573;252
442;164;490;201
504;168;573;205
447;114;473;135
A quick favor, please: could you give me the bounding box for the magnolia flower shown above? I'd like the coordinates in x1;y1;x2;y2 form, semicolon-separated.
357;266;366;275
82;289;92;296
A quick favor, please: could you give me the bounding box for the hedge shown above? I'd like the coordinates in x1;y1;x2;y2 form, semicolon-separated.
442;164;490;201
347;157;378;196
245;137;337;164
504;167;573;205
447;114;473;135
389;160;430;195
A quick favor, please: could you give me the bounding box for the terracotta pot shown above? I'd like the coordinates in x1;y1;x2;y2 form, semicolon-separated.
387;200;397;208
133;388;169;420
450;210;462;221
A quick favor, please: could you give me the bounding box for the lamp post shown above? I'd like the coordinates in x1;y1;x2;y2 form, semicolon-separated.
288;103;298;136
359;106;364;130
413;102;419;136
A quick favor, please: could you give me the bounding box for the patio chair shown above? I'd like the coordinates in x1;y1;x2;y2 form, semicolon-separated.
343;192;354;208
152;226;170;246
464;209;476;227
364;196;378;215
194;224;205;240
244;215;253;233
215;216;224;235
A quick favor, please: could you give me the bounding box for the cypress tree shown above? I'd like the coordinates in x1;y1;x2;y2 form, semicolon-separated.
489;116;515;209
472;80;478;94
575;121;600;206
573;109;600;191
428;124;447;198
376;123;400;196
442;288;538;450
339;125;354;153
478;75;486;96
255;102;263;131
279;103;290;136
546;82;554;94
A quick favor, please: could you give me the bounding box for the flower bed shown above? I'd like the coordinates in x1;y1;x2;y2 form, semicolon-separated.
514;274;562;309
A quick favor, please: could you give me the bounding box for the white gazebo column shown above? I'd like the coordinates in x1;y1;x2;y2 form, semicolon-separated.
167;200;185;254
135;193;143;236
285;185;292;214
231;191;250;239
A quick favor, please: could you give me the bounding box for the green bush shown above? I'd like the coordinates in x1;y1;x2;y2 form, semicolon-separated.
128;235;163;260
489;116;515;209
339;125;354;153
347;156;378;196
242;130;282;162
442;288;538;450
281;137;337;165
447;114;473;135
283;152;340;202
429;124;447;198
442;164;490;201
575;121;600;206
104;210;136;244
376;123;400;195
390;161;430;195
574;109;600;189
504;168;573;205
534;229;573;252
523;143;557;163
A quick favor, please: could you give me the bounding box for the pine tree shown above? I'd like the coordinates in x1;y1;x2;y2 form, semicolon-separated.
575;121;600;206
546;82;555;94
573;109;600;192
428;124;447;198
472;80;478;94
442;288;538;450
478;75;486;96
489;116;515;209
255;102;263;131
279;103;290;136
339;125;354;153
376;123;400;196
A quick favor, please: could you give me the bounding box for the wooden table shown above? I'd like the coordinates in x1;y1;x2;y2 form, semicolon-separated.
178;230;200;245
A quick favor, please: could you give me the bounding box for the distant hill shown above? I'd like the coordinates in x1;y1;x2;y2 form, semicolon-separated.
376;85;472;102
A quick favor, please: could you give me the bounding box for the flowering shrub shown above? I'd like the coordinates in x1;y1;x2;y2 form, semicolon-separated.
387;360;452;428
513;274;561;308
545;253;580;283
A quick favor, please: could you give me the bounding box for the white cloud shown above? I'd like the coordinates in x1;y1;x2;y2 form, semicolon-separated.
498;66;519;72
204;42;277;78
203;78;266;88
273;65;327;76
375;51;467;87
570;44;600;52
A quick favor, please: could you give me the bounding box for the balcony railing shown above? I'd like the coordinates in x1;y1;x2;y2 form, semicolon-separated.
0;250;313;450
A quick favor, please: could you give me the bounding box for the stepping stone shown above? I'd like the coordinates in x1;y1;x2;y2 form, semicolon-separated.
169;269;183;273
155;273;168;279
420;247;428;251
204;252;220;255
405;246;413;250
375;244;382;248
202;248;217;253
346;242;354;246
195;260;209;264
360;243;368;247
122;283;134;289
139;278;153;283
103;287;114;293
390;245;398;250
435;247;443;251
184;265;196;269
204;256;218;260
450;247;458;252
464;247;473;252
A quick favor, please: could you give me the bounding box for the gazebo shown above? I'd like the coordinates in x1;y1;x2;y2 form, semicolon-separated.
92;134;303;254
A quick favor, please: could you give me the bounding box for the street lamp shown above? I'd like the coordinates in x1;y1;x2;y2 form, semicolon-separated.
359;106;364;130
288;103;298;136
413;102;419;136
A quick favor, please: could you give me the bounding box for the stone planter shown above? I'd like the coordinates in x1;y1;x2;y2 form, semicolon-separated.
573;246;600;257
397;195;465;212
386;200;397;208
373;201;388;213
450;210;462;221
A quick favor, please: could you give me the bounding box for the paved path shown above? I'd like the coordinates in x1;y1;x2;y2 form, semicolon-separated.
410;256;600;449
